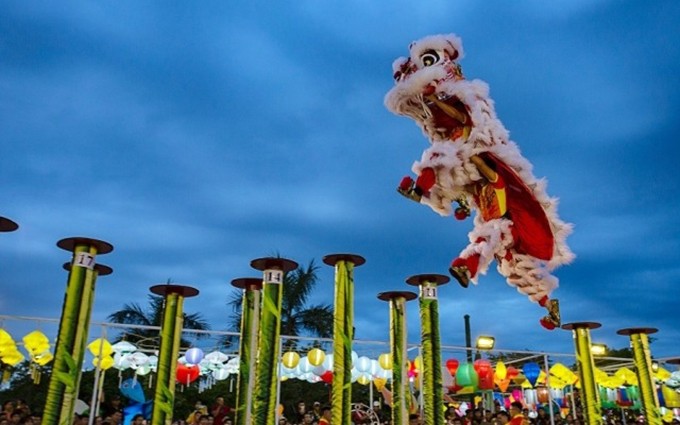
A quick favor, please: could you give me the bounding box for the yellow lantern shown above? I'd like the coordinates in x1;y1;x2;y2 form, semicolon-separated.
1;348;24;366
550;363;577;385
282;351;300;369
22;331;50;357
655;367;672;381
0;329;14;347
357;374;371;385
495;360;507;380
662;385;680;408
414;355;423;372
374;377;387;391
378;353;392;370
537;370;547;385
307;348;325;367
35;352;54;366
614;367;638;386
87;338;113;357
93;355;114;370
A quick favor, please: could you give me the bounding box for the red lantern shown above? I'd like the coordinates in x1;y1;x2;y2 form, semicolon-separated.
506;366;520;380
474;359;491;376
176;363;200;384
321;370;333;384
445;358;460;377
478;367;495;390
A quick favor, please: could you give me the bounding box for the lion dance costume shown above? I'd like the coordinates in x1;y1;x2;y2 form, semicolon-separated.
385;34;574;329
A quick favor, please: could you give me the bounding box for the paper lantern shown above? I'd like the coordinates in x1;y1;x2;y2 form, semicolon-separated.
204;350;229;364
87;338;113;357
378;353;392;370
213;368;230;381
662;385;680;408
321;370;333;384
34;352;54;366
282;351;300;369
22;331;50;357
299;357;313;373
185;347;204;365
506;366;520;380
113;352;131;370
322;353;334;371
357;373;371;386
537;387;550;404
112;341;137;353
478;366;495;390
356;356;372;373
1;348;24;366
312;365;327;377
445;358;459;377
523;362;541;387
176;363;200;384
135;364;151;376
550;363;577;385
495;360;507;380
374;377;387;391
93;355;114;370
496;378;510;392
474;359;491;376
455;363;479;388
414;356;423;372
307;348;325;367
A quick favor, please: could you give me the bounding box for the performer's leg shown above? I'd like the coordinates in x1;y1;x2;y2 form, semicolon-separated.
449;219;512;288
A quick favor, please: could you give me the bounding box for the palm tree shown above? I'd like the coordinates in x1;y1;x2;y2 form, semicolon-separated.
227;259;334;348
108;294;210;350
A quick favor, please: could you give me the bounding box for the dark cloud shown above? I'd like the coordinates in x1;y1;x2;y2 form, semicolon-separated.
1;0;679;362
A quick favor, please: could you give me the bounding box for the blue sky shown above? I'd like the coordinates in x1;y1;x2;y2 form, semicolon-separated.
1;1;679;360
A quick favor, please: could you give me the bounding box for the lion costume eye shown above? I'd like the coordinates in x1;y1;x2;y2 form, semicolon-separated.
421;50;440;67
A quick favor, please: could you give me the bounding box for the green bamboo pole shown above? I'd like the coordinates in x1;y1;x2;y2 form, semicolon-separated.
617;328;661;425
150;284;199;425
250;257;298;425
0;217;19;232
231;278;264;425
42;237;113;425
378;291;417;425
60;262;113;424
407;274;449;425
562;322;603;425
323;254;365;425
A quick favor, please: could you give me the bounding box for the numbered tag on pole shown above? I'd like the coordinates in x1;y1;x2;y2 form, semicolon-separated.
421;285;437;300
264;269;283;284
74;252;96;270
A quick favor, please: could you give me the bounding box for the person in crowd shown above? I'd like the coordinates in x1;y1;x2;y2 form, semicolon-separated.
301;412;315;424
294;401;307;424
494;411;510;425
210;397;230;425
311;402;321;421
2;402;14;421
187;401;208;425
131;414;145;425
318;406;331;425
100;395;123;420
508;402;528;425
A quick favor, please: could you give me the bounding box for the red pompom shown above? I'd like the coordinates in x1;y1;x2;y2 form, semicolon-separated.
454;207;468;220
399;176;414;190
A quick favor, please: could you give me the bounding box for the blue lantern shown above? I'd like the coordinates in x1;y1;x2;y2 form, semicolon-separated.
523;362;540;387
